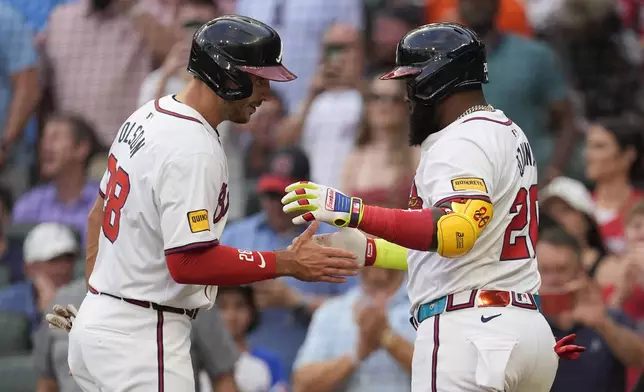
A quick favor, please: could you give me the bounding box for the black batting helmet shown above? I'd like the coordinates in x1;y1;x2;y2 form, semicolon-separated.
380;23;488;106
188;15;297;101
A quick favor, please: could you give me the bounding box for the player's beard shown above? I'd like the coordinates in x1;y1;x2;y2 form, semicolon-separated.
408;101;440;147
223;100;251;124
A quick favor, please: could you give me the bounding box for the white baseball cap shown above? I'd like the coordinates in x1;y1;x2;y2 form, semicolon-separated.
540;176;594;216
23;223;79;265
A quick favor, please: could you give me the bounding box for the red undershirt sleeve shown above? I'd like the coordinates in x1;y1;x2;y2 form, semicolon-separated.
357;205;438;251
165;242;278;286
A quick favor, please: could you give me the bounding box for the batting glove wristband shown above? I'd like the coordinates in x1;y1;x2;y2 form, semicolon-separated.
282;181;364;228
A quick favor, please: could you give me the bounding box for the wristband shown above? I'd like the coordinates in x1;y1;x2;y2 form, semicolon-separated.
348;197;363;228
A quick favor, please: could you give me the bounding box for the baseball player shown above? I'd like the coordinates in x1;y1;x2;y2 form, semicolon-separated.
281;23;584;391
46;16;359;392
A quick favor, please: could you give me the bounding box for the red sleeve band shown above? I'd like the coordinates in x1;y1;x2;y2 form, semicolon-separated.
358;205;435;251
365;237;376;267
166;242;278;286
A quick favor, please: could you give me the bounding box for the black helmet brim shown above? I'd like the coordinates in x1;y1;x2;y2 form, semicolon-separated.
239;65;297;82
380;66;422;80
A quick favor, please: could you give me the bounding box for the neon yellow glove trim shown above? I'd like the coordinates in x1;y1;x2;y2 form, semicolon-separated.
373;238;408;270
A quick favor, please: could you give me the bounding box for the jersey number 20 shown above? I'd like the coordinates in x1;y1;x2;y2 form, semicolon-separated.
500;185;538;261
102;154;131;243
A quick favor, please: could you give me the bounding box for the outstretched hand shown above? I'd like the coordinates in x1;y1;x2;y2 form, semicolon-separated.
278;221;361;283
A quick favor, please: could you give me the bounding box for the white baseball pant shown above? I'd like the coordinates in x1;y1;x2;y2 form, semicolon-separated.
411;293;558;392
68;293;195;392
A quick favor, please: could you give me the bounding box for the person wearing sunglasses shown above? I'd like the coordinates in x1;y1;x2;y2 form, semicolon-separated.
341;74;419;209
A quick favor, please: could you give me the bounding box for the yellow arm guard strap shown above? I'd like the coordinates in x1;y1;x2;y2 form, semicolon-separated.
435;198;494;258
372;238;408;270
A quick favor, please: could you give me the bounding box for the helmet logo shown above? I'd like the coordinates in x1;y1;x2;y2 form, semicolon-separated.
276;40;283;63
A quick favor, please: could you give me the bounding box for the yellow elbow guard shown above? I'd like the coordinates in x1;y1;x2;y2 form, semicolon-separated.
372;238;408;270
436;198;494;258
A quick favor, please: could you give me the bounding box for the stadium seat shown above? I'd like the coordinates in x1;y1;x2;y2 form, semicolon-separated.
0;354;36;391
0;312;31;355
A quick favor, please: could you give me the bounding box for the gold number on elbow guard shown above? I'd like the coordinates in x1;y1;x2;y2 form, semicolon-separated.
436;213;477;258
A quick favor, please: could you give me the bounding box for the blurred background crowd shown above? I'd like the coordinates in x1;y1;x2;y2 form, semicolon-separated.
0;0;643;391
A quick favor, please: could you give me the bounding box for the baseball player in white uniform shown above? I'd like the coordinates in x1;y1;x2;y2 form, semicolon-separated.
46;16;359;392
280;23;584;391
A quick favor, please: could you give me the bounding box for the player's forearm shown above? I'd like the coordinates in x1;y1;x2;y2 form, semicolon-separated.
292;356;357;392
382;331;413;375
357;205;437;251
358;197;492;258
166;243;279;285
595;316;644;367
85;196;104;288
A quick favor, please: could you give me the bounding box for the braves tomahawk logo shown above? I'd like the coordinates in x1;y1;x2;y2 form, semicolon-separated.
213;183;230;224
408;181;423;210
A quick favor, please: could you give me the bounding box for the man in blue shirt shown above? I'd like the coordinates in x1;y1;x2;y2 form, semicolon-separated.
221;146;358;381
0;222;77;333
292;267;415;392
537;227;644;392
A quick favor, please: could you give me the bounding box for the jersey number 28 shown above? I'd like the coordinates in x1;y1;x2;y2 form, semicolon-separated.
500;185;538;261
102;154;131;243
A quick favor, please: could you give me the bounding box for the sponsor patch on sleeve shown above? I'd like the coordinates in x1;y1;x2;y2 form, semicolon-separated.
187;209;210;233
451;177;488;193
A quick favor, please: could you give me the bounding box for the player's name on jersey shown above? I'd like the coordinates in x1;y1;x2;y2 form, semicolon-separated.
117;121;146;158
516;141;536;177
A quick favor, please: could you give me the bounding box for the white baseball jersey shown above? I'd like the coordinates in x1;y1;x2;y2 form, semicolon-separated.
407;109;541;312
89;95;229;310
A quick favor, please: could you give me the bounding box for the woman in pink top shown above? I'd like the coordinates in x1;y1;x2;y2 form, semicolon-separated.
340;75;419;209
585;115;644;254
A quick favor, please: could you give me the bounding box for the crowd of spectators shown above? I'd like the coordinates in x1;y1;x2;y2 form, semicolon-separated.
0;0;643;391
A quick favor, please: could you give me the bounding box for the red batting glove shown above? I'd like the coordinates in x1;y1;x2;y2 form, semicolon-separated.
554;334;586;360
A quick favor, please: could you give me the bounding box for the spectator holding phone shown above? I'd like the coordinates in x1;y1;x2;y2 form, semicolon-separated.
537;227;644;392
